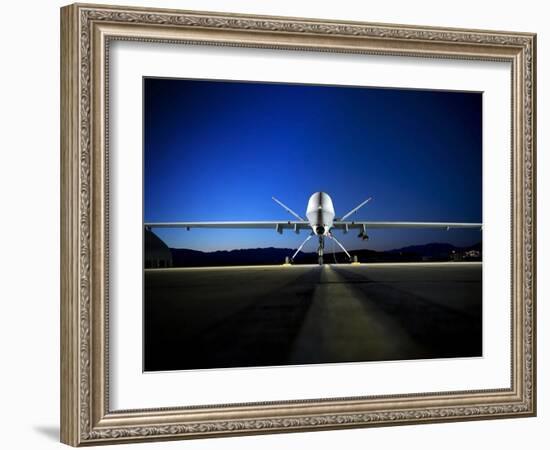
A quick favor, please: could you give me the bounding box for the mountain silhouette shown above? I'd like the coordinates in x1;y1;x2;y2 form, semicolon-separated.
167;242;482;267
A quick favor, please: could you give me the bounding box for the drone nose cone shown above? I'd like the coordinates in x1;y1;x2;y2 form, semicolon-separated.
315;226;325;235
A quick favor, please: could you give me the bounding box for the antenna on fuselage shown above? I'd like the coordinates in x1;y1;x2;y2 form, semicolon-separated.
272;196;306;222
340;197;373;221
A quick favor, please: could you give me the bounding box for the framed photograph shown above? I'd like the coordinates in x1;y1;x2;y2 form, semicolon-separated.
60;3;536;446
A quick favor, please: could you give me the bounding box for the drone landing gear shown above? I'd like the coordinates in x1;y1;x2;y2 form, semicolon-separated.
285;232;357;265
317;236;325;266
285;233;314;265
286;234;327;265
327;233;352;263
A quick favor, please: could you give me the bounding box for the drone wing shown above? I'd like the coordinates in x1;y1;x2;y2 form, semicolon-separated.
144;221;311;234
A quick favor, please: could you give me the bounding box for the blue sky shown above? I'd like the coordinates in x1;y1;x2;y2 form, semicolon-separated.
144;78;482;252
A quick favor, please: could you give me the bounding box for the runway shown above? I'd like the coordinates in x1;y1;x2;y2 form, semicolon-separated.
144;262;482;371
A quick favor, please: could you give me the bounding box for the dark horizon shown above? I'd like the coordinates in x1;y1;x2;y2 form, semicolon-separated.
144;225;481;268
166;239;482;253
144;78;482;252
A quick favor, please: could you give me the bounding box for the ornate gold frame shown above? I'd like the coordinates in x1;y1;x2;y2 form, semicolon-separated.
60;3;536;446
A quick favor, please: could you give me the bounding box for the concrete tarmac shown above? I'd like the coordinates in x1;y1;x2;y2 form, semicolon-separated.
144;263;482;371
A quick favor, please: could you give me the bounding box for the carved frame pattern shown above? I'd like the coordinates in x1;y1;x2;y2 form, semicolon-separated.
60;3;536;446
